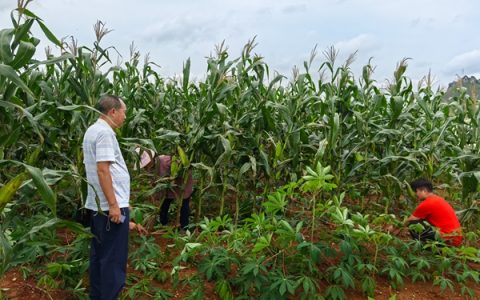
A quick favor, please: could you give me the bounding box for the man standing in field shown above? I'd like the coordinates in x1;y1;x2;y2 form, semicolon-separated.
83;95;130;299
405;178;462;246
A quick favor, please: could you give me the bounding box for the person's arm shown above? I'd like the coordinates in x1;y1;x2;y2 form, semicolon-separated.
97;161;121;223
129;222;148;234
405;199;431;225
404;214;421;225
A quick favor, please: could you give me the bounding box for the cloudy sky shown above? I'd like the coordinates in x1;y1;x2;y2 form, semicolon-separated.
1;0;480;88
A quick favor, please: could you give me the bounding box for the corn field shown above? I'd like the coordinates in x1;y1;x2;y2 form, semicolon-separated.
1;3;479;300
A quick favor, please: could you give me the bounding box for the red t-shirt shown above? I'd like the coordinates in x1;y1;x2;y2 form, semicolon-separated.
413;195;462;246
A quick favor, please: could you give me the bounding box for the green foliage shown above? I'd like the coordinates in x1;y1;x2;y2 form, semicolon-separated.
1;2;480;299
433;275;454;292
215;279;234;300
130;235;164;277
269;271;298;296
198;247;238;281
361;276;376;297
0;225;12;276
122;277;161;299
325;285;346;300
300;163;337;193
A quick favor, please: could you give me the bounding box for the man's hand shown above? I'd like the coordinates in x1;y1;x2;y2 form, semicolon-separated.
129;222;148;235
108;203;121;223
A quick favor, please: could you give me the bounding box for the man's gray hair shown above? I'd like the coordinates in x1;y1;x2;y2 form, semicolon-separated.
97;95;123;114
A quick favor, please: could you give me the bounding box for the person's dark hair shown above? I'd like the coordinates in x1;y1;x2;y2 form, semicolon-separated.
96;95;122;114
410;178;433;192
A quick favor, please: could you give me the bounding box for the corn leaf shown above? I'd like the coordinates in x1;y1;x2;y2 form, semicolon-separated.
0;64;33;96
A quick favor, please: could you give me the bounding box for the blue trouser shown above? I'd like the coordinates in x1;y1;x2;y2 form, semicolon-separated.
159;197;190;229
89;208;129;300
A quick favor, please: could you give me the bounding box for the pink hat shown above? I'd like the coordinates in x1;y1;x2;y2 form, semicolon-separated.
135;148;155;168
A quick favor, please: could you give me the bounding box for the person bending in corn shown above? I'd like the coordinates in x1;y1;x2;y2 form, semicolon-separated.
404;178;462;246
137;149;193;230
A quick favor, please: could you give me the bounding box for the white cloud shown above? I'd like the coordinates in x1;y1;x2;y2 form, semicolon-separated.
446;49;480;74
333;34;378;56
281;3;307;14
141;17;216;48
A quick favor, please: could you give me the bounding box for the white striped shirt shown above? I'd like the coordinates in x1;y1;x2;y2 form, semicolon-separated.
83;119;130;211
